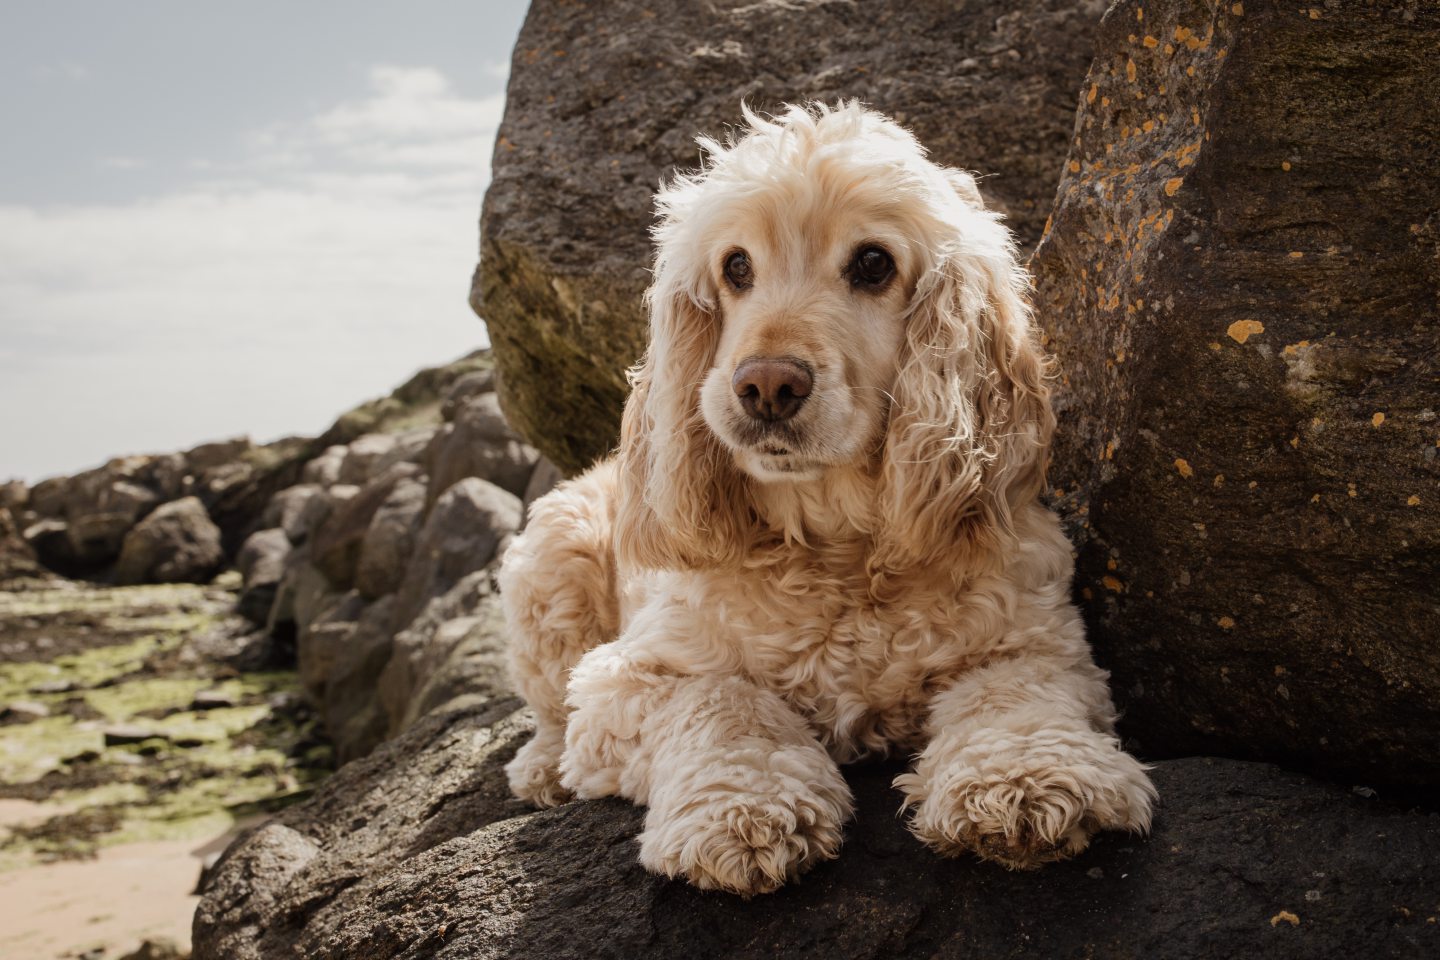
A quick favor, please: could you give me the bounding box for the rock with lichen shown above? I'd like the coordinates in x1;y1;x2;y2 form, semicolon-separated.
1032;0;1440;785
477;0;1109;473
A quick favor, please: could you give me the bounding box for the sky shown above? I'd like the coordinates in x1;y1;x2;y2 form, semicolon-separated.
0;0;530;482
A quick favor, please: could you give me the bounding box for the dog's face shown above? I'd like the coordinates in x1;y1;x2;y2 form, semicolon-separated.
697;186;914;482
619;103;1051;573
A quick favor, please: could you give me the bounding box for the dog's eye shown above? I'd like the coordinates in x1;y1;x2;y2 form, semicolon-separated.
723;250;753;290
849;246;895;289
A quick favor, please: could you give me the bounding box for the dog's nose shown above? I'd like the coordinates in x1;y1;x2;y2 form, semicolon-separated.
732;358;812;422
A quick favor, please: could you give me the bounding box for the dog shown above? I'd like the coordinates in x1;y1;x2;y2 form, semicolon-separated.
499;102;1155;896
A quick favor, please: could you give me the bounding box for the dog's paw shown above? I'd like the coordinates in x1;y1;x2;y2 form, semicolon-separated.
896;730;1155;870
506;732;571;808
638;785;847;896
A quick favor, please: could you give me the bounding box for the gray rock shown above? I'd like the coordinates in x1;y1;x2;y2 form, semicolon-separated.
193;710;1440;960
378;571;507;736
392;478;520;630
310;464;422;590
103;724;163;746
0;479;29;512
440;368;496;421
113;496;224;585
185;436;253;470
1032;0;1440;786
354;477;427;600
318;596;400;764
300;445;348;487
2;700;50;722
235;528;291;625
0;507;42;585
477;0;1107;472
266;546;338;640
425;393;540;502
521;456;563;527
337;433;399;486
296;590;367;698
260;483;329;544
190;690;238;711
369;426;437;479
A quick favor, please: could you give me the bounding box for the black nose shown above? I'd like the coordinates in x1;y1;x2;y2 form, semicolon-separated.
731;358;813;422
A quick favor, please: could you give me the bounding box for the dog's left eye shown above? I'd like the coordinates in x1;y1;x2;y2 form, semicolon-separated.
849;246;895;289
723;250;754;290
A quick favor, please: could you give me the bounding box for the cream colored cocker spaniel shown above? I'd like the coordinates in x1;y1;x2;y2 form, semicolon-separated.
499;102;1155;896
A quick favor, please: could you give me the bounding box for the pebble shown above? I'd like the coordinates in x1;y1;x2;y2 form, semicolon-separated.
2;699;50;721
103;724;165;746
191;689;238;710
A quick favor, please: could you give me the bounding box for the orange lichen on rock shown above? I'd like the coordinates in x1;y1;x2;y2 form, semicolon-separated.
1175;458;1194;478
1270;911;1300;927
1164;177;1184;196
1218;616;1236;630
1227;319;1265;343
1103;575;1125;592
1371;412;1385;427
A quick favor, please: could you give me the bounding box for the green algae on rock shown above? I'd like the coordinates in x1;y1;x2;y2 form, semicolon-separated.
0;580;330;869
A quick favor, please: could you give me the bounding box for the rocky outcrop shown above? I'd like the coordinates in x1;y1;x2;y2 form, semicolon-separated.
1032;0;1440;786
113;497;224;585
229;354;541;762
477;0;1109;472
196;696;1440;960
7;351;492;586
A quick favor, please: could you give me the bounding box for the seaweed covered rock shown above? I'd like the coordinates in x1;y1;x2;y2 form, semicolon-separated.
477;0;1108;472
1032;0;1440;785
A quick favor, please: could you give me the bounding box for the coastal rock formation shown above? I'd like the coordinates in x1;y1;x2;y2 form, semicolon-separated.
1032;0;1440;785
477;0;1108;472
195;701;1440;960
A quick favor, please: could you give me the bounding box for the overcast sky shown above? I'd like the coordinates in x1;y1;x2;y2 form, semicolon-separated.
0;0;529;482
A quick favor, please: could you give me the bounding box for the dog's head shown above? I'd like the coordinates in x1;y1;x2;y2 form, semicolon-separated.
617;103;1052;581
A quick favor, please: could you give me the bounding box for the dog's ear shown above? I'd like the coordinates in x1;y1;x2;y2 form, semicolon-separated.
615;285;756;571
870;197;1053;589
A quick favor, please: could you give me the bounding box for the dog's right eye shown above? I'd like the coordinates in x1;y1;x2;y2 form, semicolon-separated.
723;250;753;290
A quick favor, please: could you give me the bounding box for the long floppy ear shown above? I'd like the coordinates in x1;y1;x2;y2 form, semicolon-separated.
870;196;1053;589
614;283;757;572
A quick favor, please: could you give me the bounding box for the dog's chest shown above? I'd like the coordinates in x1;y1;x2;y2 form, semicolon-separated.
704;569;972;760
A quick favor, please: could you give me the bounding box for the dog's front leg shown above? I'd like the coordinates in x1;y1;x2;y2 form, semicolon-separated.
559;639;852;895
895;653;1156;869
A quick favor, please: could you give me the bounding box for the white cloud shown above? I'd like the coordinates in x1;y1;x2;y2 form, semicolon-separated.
0;66;504;481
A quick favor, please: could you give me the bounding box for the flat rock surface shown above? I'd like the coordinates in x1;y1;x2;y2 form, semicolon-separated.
195;698;1440;959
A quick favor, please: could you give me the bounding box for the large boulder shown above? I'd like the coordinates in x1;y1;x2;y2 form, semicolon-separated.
113;496;224;585
195;701;1440;960
1032;0;1440;786
477;0;1109;472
